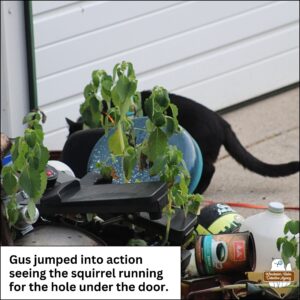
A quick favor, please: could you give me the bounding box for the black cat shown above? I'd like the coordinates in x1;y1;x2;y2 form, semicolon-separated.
65;91;299;193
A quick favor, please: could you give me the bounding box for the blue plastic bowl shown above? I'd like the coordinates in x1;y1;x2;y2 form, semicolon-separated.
87;117;203;193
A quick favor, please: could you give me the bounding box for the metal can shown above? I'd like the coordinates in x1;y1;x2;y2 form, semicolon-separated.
196;203;244;234
195;232;256;275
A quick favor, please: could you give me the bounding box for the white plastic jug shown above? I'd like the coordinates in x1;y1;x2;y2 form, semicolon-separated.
239;202;291;272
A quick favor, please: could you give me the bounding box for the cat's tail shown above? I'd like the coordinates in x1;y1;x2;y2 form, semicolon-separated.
223;125;299;177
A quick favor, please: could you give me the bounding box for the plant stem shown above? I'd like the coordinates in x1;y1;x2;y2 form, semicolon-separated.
121;158;128;183
162;190;173;245
117;121;129;183
184;205;188;218
163;215;171;246
117;122;125;153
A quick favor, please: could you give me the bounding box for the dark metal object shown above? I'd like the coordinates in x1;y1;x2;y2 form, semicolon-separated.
37;171;168;220
197;203;244;234
195;232;256;276
133;208;198;245
45;164;58;188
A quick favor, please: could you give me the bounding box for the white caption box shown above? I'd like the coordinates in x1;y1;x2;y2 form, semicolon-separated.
1;246;180;300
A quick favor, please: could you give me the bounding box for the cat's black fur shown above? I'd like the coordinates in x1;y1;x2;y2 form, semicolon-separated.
66;91;299;193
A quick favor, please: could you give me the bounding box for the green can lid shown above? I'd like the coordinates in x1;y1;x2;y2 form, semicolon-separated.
268;202;284;213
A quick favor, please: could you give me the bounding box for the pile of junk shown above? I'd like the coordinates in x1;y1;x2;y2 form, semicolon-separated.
1;127;299;300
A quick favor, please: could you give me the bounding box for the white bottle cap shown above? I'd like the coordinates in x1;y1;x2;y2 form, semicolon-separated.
268;202;284;213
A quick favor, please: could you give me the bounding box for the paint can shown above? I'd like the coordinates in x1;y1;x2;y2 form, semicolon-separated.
194;232;256;275
196;203;244;234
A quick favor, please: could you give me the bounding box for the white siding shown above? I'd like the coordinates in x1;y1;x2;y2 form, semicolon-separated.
32;1;300;150
1;1;30;138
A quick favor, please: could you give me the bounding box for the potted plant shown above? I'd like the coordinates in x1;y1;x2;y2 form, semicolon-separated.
78;61;202;244
1;111;49;236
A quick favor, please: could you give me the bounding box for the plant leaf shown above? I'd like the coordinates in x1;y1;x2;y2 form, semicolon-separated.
111;75;137;107
36;171;48;200
282;240;294;258
11;138;20;162
33;143;41;160
23;112;37;124
27;199;36;221
281;253;290;267
39;145;49;172
19;166;41;199
187;194;203;215
84;83;94;100
149;155;167;176
179;173;189;194
276;237;286;251
154;90;170;109
29;156;40;170
172;187;186;207
288;220;299;235
147;128;167;162
25;129;37;148
90;96;102;127
108;128;127;155
123;147;137;180
6;197;19;225
101;76;113;102
2;170;18;195
1;165;11;178
145;119;155;132
112;62;120;82
144;96;154;119
165;116;176;136
92;70;100;87
152;112;166;127
126;62;136;80
34;128;44;143
169;103;178;118
284;221;291;235
80;105;93;128
13;139;28;171
127;239;147;246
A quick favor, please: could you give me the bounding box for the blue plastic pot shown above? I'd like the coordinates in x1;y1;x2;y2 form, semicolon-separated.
88;117;203;193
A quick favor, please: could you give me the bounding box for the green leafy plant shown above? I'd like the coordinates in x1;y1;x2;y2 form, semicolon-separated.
79;62;203;244
1;111;49;226
140;86;203;243
80;61;142;130
95;161;116;182
277;220;299;269
127;238;147;246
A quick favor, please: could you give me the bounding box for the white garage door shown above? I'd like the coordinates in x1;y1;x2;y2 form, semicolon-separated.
32;1;299;150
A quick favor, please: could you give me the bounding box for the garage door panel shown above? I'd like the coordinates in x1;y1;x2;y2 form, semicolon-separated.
41;41;298;147
31;1;299;149
37;6;299;106
34;1;181;48
43;49;299;150
35;1;275;78
138;23;299;91
175;49;299;110
44;128;69;150
32;1;78;15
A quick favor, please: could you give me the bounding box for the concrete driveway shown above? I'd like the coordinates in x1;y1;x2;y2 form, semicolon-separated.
204;87;299;220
